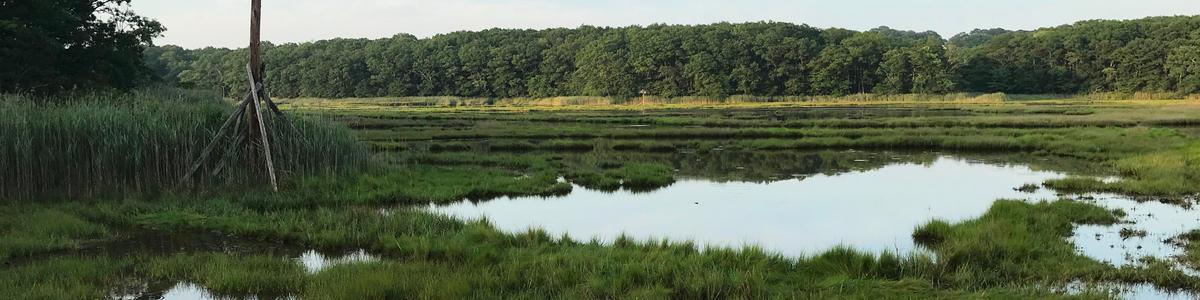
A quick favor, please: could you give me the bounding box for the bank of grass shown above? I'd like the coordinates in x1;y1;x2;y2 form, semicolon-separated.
1045;142;1200;200
0;88;370;201
0;206;109;263
565;163;676;191
140;254;306;297
0;256;130;299
1179;231;1200;270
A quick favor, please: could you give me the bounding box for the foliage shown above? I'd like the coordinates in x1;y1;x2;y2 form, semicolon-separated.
0;0;164;93
148;16;1200;99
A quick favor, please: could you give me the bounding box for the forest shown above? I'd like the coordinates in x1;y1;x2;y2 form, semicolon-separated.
143;16;1200;99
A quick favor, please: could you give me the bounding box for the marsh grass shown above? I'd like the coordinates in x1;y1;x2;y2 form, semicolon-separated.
1045;142;1200;200
0;206;109;262
45;193;1142;298
1170;231;1200;271
0;256;130;299
140;254;305;297
0;88;369;201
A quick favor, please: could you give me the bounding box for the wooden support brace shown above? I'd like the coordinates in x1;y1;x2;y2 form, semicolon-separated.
179;95;252;186
247;63;279;192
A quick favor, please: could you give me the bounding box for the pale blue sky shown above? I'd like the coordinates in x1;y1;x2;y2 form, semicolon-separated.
131;0;1200;49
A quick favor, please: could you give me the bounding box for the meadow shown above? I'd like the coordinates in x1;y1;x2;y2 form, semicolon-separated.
2;91;1200;299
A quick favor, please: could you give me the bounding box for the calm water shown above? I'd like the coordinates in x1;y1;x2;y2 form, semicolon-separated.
431;156;1065;256
1070;195;1200;275
88;151;1199;299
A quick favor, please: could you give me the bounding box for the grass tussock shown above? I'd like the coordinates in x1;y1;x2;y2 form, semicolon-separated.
140;254;306;297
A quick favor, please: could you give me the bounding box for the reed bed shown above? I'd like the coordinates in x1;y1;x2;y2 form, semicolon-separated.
0;88;369;201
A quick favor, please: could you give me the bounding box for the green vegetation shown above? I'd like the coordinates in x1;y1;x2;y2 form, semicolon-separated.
1;0;164;93
0;88;369;200
148;16;1200;99
1176;231;1200;270
0;206;109;262
141;254;306;297
5;94;1200;299
915;200;1197;290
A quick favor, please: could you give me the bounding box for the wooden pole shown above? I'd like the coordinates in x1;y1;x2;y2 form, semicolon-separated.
247;64;279;191
250;0;264;83
246;0;263;148
246;0;278;191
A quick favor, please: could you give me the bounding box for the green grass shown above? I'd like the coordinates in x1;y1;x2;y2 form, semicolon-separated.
0;206;109;263
1179;231;1200;270
140;254;306;297
915;200;1199;291
0;88;369;201
1045;142;1200;201
0;257;131;299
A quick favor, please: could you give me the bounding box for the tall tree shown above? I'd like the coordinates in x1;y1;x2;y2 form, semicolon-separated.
1;0;164;93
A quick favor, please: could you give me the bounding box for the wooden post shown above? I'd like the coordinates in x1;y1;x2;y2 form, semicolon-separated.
248;64;279;191
250;0;264;83
247;0;278;191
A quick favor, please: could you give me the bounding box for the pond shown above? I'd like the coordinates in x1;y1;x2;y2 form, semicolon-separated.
431;153;1066;256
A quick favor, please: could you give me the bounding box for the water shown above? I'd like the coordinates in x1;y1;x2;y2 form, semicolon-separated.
431;156;1065;256
110;250;376;300
1070;194;1200;275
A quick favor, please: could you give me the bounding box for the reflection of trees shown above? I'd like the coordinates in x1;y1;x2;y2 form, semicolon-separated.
557;149;1099;184
671;150;939;183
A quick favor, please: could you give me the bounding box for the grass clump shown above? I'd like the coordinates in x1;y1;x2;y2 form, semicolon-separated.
914;199;1199;291
564;163;677;192
1177;231;1200;270
140;254;306;297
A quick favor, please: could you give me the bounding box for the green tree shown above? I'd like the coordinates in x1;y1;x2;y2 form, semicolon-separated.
571;31;638;97
1;0;164;93
1168;45;1200;94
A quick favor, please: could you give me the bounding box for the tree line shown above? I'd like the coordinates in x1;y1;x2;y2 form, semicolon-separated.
139;15;1199;99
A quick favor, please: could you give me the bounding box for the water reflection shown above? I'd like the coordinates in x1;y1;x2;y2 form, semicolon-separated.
298;249;377;273
106;246;375;300
1070;194;1200;275
1064;281;1200;300
431;156;1065;256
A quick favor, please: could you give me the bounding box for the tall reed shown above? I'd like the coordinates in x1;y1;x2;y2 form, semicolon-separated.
0;88;369;201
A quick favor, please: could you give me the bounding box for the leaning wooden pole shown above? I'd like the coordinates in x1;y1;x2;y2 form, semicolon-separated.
248;64;278;191
247;0;278;191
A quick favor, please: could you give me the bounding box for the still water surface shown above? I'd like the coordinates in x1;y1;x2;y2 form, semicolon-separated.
432;156;1065;256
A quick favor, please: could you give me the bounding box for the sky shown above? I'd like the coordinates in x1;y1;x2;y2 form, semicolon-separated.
130;0;1200;49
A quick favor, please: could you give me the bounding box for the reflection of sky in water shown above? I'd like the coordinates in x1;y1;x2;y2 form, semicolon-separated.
298;249;377;273
1071;195;1200;275
431;157;1065;256
118;250;376;300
